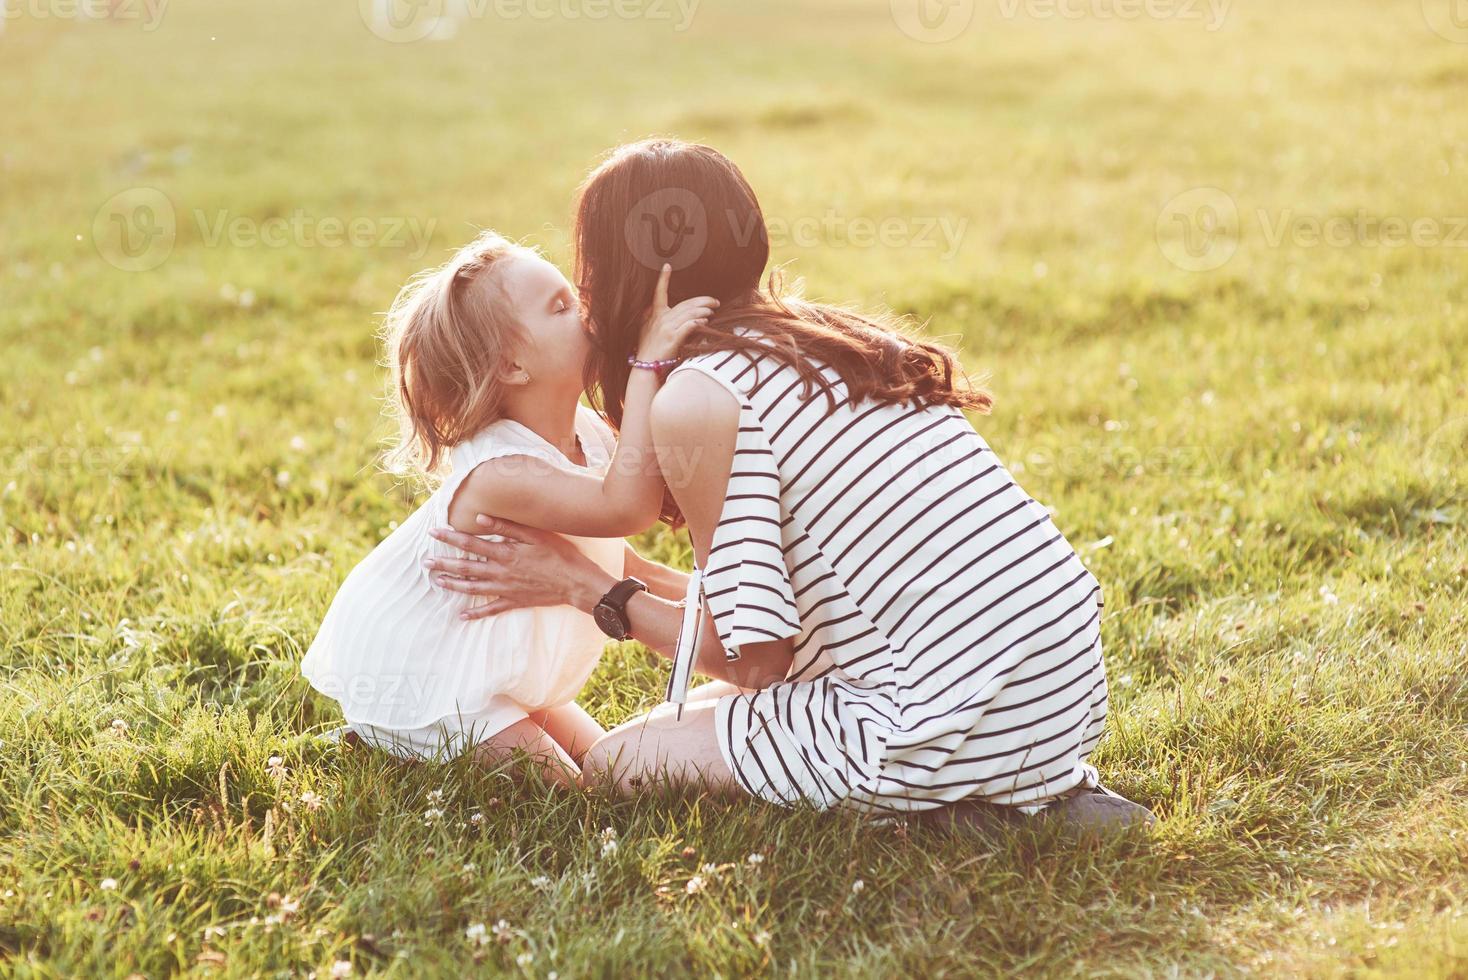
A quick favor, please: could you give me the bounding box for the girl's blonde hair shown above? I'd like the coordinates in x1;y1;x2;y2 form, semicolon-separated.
381;230;532;477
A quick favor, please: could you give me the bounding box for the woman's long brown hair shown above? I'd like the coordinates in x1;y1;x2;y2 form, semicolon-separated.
573;138;992;524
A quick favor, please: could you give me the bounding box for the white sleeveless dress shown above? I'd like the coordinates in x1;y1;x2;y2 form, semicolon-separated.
301;405;626;758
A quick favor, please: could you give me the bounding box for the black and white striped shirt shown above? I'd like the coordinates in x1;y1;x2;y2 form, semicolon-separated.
666;332;1109;813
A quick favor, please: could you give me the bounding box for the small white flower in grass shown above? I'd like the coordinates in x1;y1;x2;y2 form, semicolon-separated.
685;875;707;895
423;808;444;825
99;878;118;891
469;811;485;826
754;929;772;946
1319;585;1339;606
701;862;718;875
465;922;488;946
530;875;551;889
110;719;128;734
426;789;444;805
600;839;618;858
851;879;865;895
275;470;291;488
330;960;353;978
299;790;324;811
462;862;477;874
516;953;534;967
746;852;765;866
600;826;616;842
493;919;513;944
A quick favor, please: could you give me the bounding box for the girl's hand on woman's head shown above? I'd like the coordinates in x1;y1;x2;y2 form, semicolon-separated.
637;263;718;362
425;515;617;620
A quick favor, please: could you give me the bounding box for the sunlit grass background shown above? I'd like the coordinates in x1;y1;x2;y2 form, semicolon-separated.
2;0;1467;974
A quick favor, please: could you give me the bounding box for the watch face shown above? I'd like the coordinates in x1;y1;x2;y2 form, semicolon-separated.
593;603;624;638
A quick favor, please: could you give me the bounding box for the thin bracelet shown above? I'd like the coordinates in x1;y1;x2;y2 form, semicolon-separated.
627;354;681;373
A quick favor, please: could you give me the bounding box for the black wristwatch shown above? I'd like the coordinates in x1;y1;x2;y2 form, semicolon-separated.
592;577;647;640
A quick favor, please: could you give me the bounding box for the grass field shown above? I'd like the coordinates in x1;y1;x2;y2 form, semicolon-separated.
3;0;1467;974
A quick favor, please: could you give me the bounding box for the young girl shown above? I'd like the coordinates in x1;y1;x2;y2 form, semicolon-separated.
301;230;717;783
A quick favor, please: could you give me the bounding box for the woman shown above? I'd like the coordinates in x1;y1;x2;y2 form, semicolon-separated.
427;140;1152;831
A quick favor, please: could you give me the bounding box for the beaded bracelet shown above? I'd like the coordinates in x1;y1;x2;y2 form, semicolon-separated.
627;354;681;373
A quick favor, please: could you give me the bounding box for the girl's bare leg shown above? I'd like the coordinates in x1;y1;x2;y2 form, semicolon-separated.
581;699;740;797
471;716;581;788
533;702;606;765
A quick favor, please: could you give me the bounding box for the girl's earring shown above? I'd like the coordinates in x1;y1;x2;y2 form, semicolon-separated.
509;366;532;386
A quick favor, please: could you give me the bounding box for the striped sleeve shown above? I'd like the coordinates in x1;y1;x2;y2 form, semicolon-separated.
673;358;803;660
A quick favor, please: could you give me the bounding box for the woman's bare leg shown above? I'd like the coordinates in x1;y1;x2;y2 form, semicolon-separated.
534;702;606;765
471;717;581;788
685;680;755;704
581;699;740;796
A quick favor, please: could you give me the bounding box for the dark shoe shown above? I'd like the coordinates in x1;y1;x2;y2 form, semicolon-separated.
1040;784;1155;834
916;797;1027;834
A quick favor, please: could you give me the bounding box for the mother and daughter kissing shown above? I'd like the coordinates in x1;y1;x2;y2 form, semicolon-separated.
301;138;1154;834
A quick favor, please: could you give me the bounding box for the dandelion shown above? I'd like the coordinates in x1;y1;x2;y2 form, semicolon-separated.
516;952;534;967
423;808;444;825
330;960;353;978
99;878;118;891
851;879;865;895
530;875;550;889
299;790;324;811
465;922;488;946
493;919;513;944
685;875;706;895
